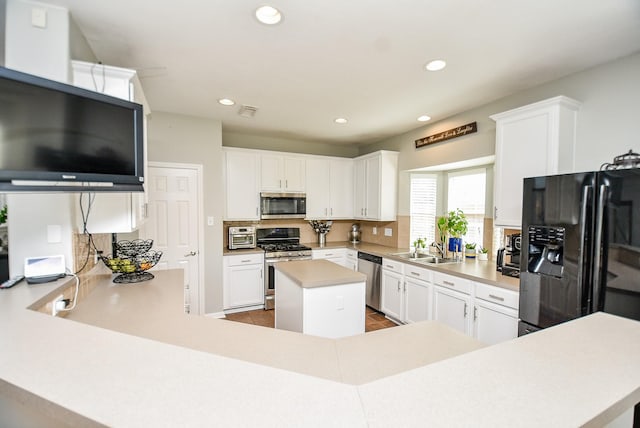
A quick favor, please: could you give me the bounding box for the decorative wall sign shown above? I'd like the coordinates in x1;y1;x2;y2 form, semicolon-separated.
415;121;477;148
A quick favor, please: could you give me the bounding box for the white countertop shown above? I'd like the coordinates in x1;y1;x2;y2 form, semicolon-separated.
275;259;366;288
1;270;639;427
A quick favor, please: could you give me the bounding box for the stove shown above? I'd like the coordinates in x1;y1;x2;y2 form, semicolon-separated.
256;227;312;309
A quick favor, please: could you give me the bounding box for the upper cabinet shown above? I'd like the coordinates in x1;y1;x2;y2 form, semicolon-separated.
260;155;305;192
306;157;354;219
224;149;260;220
354;151;398;221
71;60;150;234
490;96;581;228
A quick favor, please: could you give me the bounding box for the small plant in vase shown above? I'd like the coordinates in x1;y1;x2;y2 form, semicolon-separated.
465;242;477;259
478;247;489;261
0;205;7;225
413;237;427;255
446;208;468;257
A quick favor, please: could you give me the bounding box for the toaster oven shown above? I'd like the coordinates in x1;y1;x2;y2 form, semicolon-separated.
228;226;256;250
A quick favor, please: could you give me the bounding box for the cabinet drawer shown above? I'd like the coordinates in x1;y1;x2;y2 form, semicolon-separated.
432;272;472;294
403;265;432;282
382;258;404;274
312;248;346;259
345;249;358;260
475;282;519;310
225;253;264;266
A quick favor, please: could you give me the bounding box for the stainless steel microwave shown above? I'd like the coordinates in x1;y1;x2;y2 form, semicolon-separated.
228;226;256;249
260;192;306;219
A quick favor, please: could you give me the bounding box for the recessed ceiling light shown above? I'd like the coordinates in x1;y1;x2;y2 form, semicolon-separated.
425;59;446;71
255;5;282;25
334;118;348;124
218;98;235;106
417;115;431;122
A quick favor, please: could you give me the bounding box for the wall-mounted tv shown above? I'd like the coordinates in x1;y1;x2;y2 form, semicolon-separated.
0;66;144;192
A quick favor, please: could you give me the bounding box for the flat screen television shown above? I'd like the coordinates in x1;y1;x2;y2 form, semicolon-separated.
0;66;144;192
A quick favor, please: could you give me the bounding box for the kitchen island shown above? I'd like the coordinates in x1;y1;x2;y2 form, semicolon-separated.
1;269;639;427
275;259;366;338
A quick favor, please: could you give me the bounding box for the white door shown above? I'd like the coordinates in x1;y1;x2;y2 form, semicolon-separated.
140;164;202;315
473;299;519;345
404;277;431;324
432;285;471;335
380;269;403;322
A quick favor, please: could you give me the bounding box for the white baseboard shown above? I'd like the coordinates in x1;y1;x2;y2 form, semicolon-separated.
222;304;265;315
205;311;227;319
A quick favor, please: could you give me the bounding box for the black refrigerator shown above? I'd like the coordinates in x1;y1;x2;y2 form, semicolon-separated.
519;168;640;335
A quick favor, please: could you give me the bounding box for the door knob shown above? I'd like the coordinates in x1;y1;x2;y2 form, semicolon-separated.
184;251;197;257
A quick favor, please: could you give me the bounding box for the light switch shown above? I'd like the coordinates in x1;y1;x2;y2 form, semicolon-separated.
47;225;62;243
31;7;47;28
384;228;393;237
207;216;214;226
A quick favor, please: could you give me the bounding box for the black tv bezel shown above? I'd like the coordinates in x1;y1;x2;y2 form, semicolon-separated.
0;66;144;193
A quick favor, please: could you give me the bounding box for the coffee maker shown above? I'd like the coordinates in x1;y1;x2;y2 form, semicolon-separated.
498;233;521;277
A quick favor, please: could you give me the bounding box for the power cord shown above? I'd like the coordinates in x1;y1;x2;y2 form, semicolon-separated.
56;270;80;313
76;192;100;275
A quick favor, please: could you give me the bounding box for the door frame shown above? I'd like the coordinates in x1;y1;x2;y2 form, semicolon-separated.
147;161;205;315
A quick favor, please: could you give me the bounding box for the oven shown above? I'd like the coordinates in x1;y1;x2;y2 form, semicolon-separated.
257;227;312;310
228;226;256;250
260;192;306;219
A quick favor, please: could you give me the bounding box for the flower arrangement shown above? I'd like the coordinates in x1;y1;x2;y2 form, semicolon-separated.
309;220;333;234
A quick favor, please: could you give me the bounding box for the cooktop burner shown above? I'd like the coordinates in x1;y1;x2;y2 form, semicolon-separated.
259;243;312;252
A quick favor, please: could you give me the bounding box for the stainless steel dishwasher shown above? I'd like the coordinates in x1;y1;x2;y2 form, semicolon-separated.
357;252;382;311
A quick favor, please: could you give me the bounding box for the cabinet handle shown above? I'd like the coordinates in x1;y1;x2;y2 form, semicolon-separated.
473;306;478;321
410;271;420;277
397;280;401;292
494;206;498;220
443;280;455;286
403;281;407;292
256;207;258;216
285;179;288;188
385;265;394;269
488;294;505;302
279;179;282;188
240;259;251;263
464;302;468;317
325;253;333;256
330;207;333;216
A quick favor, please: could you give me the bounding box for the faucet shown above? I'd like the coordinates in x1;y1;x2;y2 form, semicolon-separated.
432;242;447;259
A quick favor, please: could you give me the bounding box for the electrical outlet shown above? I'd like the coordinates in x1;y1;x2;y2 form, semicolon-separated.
372;227;377;235
52;294;65;316
384;228;393;237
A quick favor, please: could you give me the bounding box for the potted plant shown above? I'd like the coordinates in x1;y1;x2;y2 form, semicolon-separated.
446;208;468;254
0;204;6;225
413;237;427;254
478;247;489;261
465;242;477;259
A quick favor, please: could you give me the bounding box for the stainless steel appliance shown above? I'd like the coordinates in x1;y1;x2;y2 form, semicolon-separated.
228;226;256;250
357;252;382;311
501;233;521;277
257;227;312;310
519;169;640;336
348;224;361;243
260;192;306;219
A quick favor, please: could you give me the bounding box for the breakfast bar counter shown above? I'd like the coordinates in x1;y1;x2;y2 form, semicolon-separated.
1;269;639;427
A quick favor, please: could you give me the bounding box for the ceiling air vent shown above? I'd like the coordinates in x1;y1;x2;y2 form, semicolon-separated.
238;105;258;118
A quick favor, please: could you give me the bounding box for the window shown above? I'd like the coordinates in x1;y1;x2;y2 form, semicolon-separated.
410;174;437;247
447;169;486;247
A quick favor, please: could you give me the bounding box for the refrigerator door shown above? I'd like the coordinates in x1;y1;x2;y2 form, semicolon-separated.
595;169;640;322
519;172;596;331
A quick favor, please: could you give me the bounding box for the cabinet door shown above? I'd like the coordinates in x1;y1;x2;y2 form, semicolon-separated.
225;151;259;220
354;159;367;219
364;156;381;219
432;285;471;335
473;299;518;345
260;155;283;191
329;159;354;219
283;157;305;192
381;269;403;322
404;277;431;324
305;158;331;218
224;264;263;309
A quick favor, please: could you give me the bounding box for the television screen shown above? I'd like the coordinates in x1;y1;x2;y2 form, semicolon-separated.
0;66;144;192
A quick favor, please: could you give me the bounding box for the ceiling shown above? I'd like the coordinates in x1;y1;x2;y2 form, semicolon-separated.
39;0;640;146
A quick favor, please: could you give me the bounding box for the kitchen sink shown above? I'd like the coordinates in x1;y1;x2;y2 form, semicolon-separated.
392;252;458;264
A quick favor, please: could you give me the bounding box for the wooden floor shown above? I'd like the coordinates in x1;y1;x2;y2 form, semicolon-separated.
225;306;398;333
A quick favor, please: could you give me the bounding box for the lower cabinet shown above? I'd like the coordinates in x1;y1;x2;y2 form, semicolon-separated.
312;248;347;268
381;267;404;322
381;260;432;324
472;282;519;345
432;285;472;335
344;249;358;271
223;253;264;310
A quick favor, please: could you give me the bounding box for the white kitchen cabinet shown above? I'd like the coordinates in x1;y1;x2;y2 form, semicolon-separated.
354;151;398;221
490;96;581;227
312;248;346;267
432;271;473;335
224;149;260;220
223;253;264;310
71;60;150;234
472;281;519;345
306;157;354;219
260;154;305;192
403;266;432;324
345;249;358;271
381;263;404;322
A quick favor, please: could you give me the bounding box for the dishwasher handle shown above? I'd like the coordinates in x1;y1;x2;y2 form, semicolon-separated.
357;252;382;265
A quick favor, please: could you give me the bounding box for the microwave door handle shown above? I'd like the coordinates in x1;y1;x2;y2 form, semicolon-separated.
576;185;591;315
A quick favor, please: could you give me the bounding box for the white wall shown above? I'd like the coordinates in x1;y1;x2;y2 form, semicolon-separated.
363;52;640;215
147;112;224;315
223;131;359;158
4;0;75;275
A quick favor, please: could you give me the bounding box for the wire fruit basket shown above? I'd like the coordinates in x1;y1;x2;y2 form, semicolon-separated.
101;240;163;284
